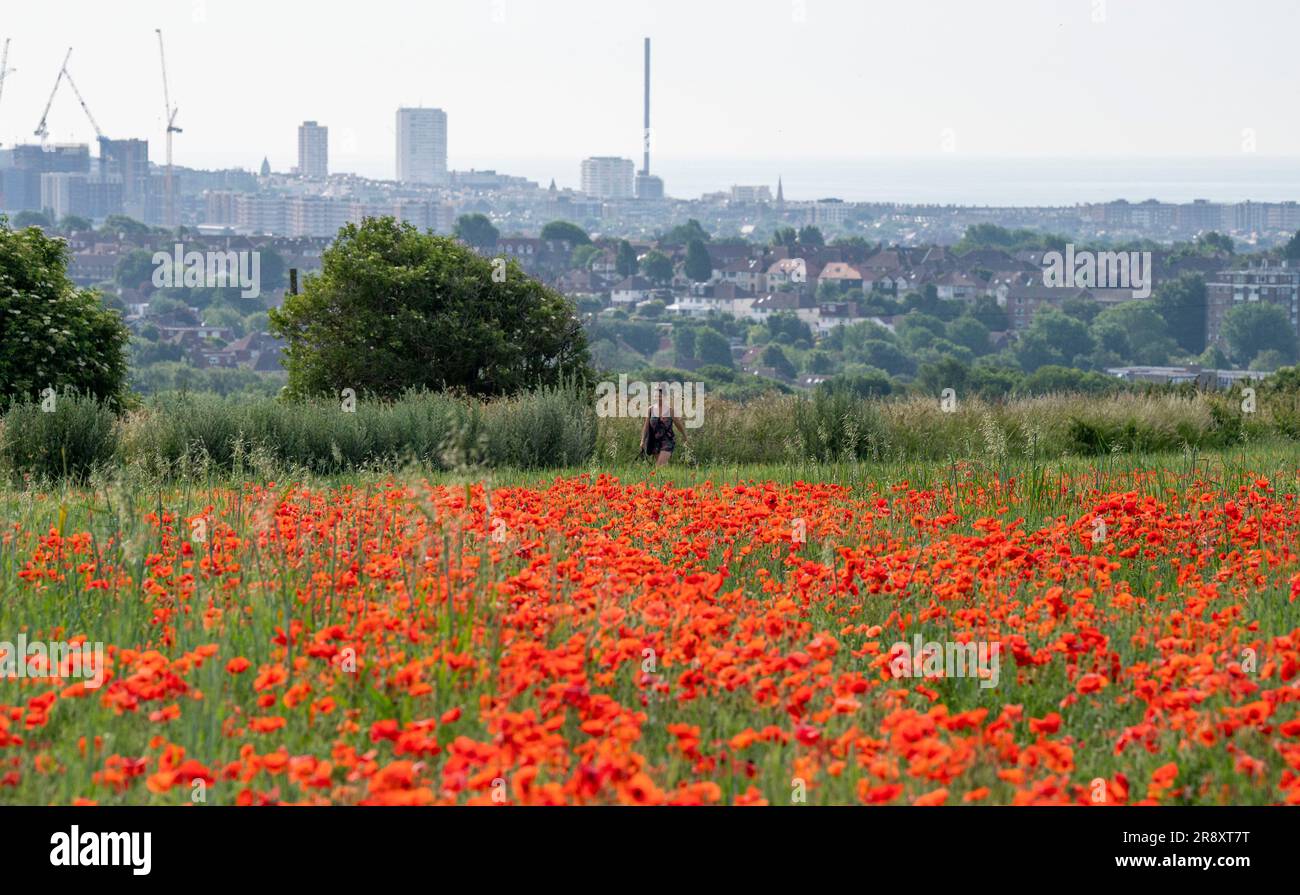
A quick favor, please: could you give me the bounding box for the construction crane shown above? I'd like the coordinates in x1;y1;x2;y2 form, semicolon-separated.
34;47;72;143
61;60;104;140
0;39;15;146
155;28;181;229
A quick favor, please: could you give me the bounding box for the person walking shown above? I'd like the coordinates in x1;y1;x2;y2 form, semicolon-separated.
641;388;688;467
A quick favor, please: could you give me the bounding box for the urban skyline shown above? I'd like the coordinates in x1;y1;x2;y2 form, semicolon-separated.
3;0;1300;203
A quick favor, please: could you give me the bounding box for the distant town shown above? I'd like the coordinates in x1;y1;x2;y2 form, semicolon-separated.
3;36;1300;399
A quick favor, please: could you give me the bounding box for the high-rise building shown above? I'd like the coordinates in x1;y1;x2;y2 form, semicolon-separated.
0;144;91;212
97;138;150;219
297;121;329;179
581;157;634;200
40;171;123;220
395;107;448;185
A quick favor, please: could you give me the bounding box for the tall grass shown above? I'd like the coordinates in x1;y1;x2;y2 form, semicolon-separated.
0;392;118;483
2;384;1296;484
594;391;1294;465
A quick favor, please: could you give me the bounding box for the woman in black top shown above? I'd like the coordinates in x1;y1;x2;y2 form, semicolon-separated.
641;388;688;467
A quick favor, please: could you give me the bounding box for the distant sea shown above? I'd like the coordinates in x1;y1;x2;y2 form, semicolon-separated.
516;156;1300;206
200;152;1300;205
450;156;1300;206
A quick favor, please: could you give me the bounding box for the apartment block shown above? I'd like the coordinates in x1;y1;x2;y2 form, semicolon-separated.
1206;260;1300;347
580;157;634;199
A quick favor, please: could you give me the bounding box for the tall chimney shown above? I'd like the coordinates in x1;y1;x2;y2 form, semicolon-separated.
642;37;651;176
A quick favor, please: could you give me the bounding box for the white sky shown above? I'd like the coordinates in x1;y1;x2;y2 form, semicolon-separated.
2;0;1297;187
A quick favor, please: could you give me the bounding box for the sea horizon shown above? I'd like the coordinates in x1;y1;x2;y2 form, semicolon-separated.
184;153;1300;207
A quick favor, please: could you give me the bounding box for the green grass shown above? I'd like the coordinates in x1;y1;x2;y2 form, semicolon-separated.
0;444;1297;805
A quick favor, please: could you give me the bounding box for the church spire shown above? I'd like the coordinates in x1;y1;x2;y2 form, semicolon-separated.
775;176;784;207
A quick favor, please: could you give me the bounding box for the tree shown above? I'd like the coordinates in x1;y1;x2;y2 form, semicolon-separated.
967;362;1022;399
896;312;946;353
1019;365;1115;396
0;217;129;410
663;219;709;245
257;247;288;292
12;210;52;230
454;213;499;249
915;356;969;397
570;244;600;269
947;315;991;355
954;223;1066;254
857;339;914;376
1284;230;1300;261
268;217;591;399
100;215;150;239
1015;309;1094;372
816;280;847;302
807;350;835;374
116;249;158;291
540;221;590;245
1197;344;1230;369
1060;296;1100;324
59;215;94;233
615;240;639;277
684;239;712;283
1250;349;1288;371
202;306;246;339
695;328;733;367
821;369;892;398
766;312;813;345
639;250;674;285
1089;302;1177;365
1153;273;1207;354
797;225;824;247
673;327;697;366
1196;232;1234;255
971;296;1009;331
772;227;798;249
761;344;797;380
1221;302;1297;366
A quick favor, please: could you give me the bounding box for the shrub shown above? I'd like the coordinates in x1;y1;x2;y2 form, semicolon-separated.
0;392;118;482
117;383;594;477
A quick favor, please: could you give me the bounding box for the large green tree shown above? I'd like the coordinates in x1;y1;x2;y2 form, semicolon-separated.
540;221;590;245
1283;230;1300;261
116;249;158;291
663;219;709;245
269;217;591;398
797;225;825;247
684;239;713;283
453;213;499;249
639;250;674;285
695;328;733;367
1153;273;1207;355
615;240;639;277
1221;302;1297;366
1015;309;1094;372
1089;302;1178;365
0;217;129;409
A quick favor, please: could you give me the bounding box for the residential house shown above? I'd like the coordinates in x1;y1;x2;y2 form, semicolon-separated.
611;275;656;306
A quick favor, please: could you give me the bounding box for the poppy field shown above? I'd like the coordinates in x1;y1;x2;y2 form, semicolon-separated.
2;454;1300;806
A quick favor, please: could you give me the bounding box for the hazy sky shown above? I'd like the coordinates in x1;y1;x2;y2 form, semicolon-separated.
2;0;1298;190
